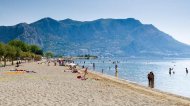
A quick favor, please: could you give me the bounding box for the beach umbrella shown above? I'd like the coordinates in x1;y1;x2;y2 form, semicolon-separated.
68;63;77;66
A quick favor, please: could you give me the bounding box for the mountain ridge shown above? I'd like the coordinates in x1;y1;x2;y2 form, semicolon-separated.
0;17;190;57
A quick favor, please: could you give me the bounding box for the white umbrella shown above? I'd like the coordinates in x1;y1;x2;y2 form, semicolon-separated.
68;63;77;66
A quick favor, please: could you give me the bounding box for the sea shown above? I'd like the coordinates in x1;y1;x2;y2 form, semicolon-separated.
74;57;190;98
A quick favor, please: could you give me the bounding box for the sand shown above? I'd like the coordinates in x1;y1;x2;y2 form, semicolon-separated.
0;61;190;106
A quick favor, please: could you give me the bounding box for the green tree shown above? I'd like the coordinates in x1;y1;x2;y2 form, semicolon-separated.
20;51;29;62
45;52;54;59
34;55;42;61
15;47;21;60
9;46;17;65
6;40;43;63
30;45;43;55
0;43;5;65
8;40;29;52
2;45;17;66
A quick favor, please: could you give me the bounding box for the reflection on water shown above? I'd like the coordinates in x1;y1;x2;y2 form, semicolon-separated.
75;58;190;98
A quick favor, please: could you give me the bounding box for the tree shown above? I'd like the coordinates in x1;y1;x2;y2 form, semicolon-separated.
45;52;54;59
0;43;5;64
8;46;17;65
4;40;44;64
30;45;43;55
34;55;42;61
15;47;21;60
20;52;29;62
3;45;17;66
35;49;43;56
8;40;29;52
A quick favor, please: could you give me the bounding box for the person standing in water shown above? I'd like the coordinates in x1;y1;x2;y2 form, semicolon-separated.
115;64;118;77
147;73;151;87
93;63;95;70
169;68;172;75
186;68;188;74
102;69;104;74
115;64;118;70
150;72;154;88
147;71;154;88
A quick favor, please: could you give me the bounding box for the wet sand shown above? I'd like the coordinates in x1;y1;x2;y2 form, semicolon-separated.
0;61;190;106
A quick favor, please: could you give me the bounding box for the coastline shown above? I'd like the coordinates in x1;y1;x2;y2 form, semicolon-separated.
0;61;190;105
85;68;190;103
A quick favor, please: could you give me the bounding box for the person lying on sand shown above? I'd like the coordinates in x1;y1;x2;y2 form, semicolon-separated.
72;68;79;73
25;70;36;73
10;69;36;73
64;67;80;73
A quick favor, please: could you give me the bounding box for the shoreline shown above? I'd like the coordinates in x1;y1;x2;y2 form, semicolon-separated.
75;58;190;99
0;61;190;105
83;67;190;104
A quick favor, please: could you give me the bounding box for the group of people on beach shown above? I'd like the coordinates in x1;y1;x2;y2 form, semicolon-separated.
47;61;57;66
44;59;90;80
46;59;73;66
66;65;88;80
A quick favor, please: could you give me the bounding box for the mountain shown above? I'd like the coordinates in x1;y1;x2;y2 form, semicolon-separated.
0;17;190;57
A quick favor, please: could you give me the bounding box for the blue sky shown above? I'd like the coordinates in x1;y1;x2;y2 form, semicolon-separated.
0;0;190;44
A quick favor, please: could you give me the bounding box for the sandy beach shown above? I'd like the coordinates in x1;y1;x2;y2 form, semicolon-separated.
0;61;190;106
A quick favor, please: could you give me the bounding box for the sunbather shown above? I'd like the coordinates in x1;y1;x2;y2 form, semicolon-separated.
77;67;88;80
72;68;78;73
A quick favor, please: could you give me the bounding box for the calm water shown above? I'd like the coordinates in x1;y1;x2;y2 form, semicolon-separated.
75;58;190;98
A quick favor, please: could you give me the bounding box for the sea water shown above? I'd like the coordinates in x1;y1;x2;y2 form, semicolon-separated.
74;58;190;98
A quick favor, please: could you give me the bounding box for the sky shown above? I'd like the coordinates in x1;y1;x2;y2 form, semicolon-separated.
0;0;190;44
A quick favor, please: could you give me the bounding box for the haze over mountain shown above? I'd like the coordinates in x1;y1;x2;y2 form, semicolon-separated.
0;17;190;57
